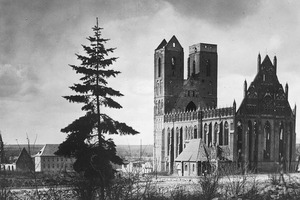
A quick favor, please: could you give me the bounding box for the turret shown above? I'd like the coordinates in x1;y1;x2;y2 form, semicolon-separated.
273;56;277;74
233;99;236;111
293;104;297;116
244;80;247;98
285;83;289;100
0;133;3;164
257;53;261;73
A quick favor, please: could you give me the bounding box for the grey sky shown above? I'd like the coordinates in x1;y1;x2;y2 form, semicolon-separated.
0;0;299;145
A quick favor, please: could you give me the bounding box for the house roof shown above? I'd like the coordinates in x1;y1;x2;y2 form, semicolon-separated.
15;148;30;164
34;144;59;157
175;139;208;162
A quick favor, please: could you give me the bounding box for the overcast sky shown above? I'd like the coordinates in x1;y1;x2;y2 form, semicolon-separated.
1;0;300;145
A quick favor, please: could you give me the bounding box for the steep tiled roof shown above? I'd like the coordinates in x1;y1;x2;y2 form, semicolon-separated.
34;144;59;157
15;148;30;164
175;139;208;162
156;39;167;50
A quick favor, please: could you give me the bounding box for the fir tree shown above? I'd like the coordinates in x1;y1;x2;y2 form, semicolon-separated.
56;18;138;199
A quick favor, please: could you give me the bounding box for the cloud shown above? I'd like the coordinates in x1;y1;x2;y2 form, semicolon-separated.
0;64;40;99
164;0;262;27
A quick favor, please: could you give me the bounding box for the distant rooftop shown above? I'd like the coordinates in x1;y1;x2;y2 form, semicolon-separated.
34;144;59;157
175;139;208;162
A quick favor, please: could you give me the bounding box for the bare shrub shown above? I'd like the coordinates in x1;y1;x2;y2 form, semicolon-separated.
196;172;220;200
269;173;282;186
106;172;163;200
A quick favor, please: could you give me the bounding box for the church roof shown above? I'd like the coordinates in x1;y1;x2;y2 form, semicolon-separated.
175;139;208;162
261;55;273;67
166;35;183;50
237;55;293;117
156;39;167;50
15;148;33;166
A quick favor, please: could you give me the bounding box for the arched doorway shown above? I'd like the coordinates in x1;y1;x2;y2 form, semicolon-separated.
186;101;196;112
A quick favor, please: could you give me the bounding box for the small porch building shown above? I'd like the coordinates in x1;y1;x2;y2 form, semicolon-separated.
175;139;217;176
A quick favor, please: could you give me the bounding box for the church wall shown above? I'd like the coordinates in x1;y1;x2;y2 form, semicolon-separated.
163;107;235;173
153;116;164;171
234;116;296;173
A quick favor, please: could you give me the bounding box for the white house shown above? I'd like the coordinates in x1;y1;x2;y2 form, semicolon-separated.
34;144;75;173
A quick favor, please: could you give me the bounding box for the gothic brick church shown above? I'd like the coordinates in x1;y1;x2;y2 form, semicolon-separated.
153;36;297;176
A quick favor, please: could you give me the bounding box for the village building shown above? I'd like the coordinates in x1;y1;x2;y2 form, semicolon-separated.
34;144;75;173
1;148;34;172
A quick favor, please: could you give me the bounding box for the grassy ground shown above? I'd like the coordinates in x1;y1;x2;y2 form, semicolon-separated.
2;172;300;199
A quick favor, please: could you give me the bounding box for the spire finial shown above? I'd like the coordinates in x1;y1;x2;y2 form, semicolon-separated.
244;80;247;98
257;52;261;73
285;82;289;100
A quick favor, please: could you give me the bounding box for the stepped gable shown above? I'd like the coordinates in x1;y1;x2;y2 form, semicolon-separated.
175;139;208;162
237;55;293;116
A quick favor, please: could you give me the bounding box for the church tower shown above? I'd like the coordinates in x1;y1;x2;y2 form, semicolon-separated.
187;43;218;108
153;36;184;171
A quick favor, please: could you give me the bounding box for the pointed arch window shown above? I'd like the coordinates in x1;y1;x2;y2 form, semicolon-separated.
214;123;218;145
208;123;212;146
179;128;183;153
158;58;161;78
171;57;176;76
171;57;176;68
167;128;170;156
194;126;197;139
237;121;243;160
219;122;223;145
224;121;229;145
192;60;196;75
289;122;293;165
162;129;165;155
279;122;284;160
248;121;253;166
176;127;179;157
186;101;196;112
204;124;208;144
264;121;271;160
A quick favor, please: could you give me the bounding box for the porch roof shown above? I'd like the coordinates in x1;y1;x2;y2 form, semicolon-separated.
175;139;208;162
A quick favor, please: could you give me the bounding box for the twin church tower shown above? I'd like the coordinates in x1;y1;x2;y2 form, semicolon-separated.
153;36;296;176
